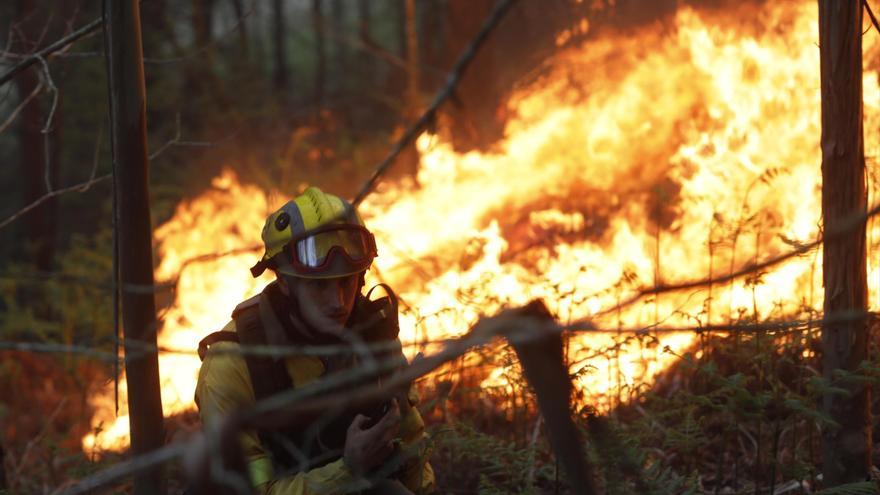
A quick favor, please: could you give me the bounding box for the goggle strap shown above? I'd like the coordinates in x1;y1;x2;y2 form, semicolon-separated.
250;259;267;278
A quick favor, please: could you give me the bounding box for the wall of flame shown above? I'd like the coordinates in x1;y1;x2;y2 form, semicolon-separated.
83;2;880;452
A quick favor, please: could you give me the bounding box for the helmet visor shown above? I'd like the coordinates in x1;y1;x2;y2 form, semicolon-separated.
286;224;377;275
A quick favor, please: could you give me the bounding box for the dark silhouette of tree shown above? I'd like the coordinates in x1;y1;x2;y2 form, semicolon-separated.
230;0;249;59
103;0;165;493
312;0;326;112
271;0;288;92
13;0;58;271
331;0;347;96
818;0;871;487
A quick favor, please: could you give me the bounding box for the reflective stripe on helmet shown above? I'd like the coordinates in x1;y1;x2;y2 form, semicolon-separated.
253;187;374;279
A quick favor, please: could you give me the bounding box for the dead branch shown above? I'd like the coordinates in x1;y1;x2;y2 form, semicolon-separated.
0;123;237;233
0;17;101;88
60;304;557;495
36;55;59;191
595;201;880;320
141;3;254;65
0;173;112;230
0;308;867;366
865;0;880;34
351;0;520;206
508;300;597;495
58;443;186;495
0;78;42;134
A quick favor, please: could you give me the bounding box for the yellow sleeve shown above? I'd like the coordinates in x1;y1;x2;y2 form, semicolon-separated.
262;459;359;494
397;388;436;494
195;333;362;495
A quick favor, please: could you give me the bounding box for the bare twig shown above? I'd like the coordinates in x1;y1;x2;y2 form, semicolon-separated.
36;55;59;191
0;17;102;88
0;341;118;362
148;113;241;161
59;306;536;495
0;120;238;232
79;124;104;192
0;79;42;134
0;173;112;230
351;0;519;206
0;299;866;366
51;301;870;494
142;3;253;65
593;202;880;319
12;398;68;481
865;0;880;34
57;443;186;495
297;16;446;79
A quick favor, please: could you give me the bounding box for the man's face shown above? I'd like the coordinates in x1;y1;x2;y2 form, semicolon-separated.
281;273;361;333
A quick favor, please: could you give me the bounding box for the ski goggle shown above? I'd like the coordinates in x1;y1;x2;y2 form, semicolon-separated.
285;224;377;276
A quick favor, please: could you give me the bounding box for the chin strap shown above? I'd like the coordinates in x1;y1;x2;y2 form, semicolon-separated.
250;259;268;278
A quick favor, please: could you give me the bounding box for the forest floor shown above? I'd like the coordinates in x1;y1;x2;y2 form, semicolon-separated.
3;322;880;494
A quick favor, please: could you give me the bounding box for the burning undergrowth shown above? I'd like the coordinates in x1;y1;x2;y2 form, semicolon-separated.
83;4;880;481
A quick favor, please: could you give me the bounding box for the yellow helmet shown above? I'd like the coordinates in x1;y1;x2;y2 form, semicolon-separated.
250;187;377;279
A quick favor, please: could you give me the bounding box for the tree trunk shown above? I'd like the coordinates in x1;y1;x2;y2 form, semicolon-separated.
420;0;447;73
230;0;249;59
103;1;165;493
404;0;420;114
356;0;372;91
331;0;347;96
13;0;57;271
312;0;326;112
395;0;407;65
185;0;224;127
399;0;421;180
192;0;214;51
357;0;371;45
0;438;6;490
443;0;500;150
271;0;288;91
818;0;871;488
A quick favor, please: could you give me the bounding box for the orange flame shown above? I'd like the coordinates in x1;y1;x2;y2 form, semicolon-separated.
84;2;880;451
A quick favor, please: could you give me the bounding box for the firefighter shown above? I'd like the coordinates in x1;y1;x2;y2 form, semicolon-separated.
195;187;434;494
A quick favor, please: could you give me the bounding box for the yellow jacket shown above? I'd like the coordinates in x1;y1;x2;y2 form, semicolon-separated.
195;315;434;494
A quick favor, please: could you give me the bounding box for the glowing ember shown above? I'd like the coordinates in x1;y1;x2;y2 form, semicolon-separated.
84;2;880;451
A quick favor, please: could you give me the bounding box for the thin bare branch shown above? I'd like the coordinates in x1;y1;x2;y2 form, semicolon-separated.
0;79;43;134
865;0;880;34
148;113;241;161
351;0;520;206
36;55;59;191
79;124;104;192
58;443;186;495
142;3;254;65
0;17;102;88
593;202;880;319
0;173;111;231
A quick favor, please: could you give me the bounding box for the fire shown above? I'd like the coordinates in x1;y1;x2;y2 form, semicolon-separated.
84;1;880;451
83;174;277;451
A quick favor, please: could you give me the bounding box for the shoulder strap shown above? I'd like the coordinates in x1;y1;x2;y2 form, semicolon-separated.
231;293;260;319
360;283;401;343
235;301;293;401
197;331;239;361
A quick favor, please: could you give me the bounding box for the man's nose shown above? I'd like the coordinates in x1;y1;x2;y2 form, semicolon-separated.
325;280;345;309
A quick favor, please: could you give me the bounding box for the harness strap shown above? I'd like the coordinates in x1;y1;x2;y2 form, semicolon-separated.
197;331;239;361
196;283;407;478
235;299;293;402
